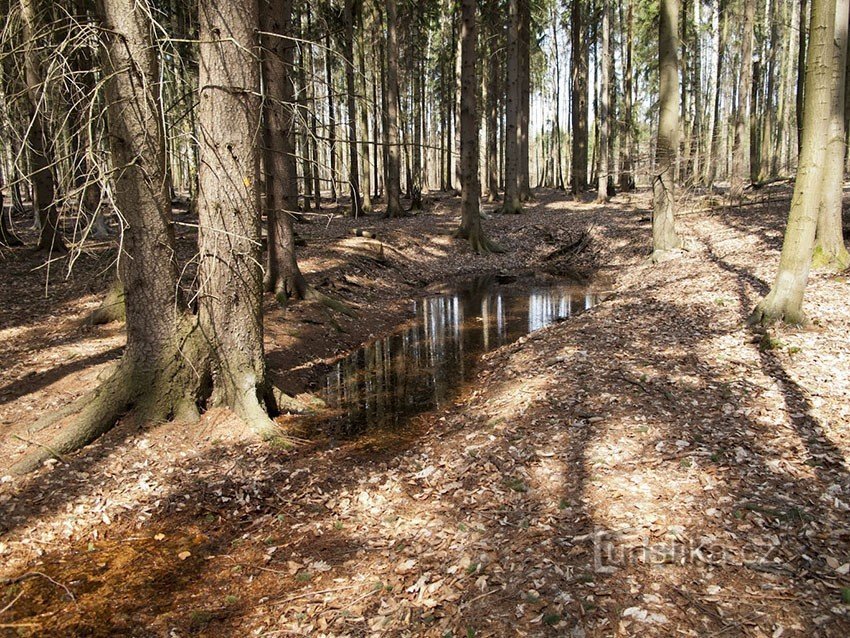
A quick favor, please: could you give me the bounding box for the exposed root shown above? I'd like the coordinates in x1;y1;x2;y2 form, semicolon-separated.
454;226;505;255
303;285;356;316
9;367;134;475
271;386;326;414
747;292;809;327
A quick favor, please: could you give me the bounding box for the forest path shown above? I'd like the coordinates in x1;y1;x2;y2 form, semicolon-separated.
1;188;849;637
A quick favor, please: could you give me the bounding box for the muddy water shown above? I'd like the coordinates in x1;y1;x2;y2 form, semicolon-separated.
320;276;600;434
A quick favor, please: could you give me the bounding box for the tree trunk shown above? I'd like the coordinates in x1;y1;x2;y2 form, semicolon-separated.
19;0;64;252
619;0;635;191
518;0;532;201
730;0;754;200
652;0;683;257
324;33;338;202
597;1;610;203
11;0;208;474
358;40;373;213
570;0;589;195
344;0;362;216
486;15;501;200
385;0;403;217
797;0;809;154
457;0;499;253
552;4;565;190
261;0;310;306
750;0;836;325
502;0;522;213
812;0;850;270
704;0;726;188
197;0;277;433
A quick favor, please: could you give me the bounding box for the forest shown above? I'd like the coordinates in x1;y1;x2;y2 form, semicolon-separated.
0;0;849;635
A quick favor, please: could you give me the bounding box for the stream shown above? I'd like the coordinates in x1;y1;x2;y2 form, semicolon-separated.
320;275;600;434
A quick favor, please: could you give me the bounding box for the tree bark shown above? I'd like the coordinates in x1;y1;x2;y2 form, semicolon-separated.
518;0;532;201
750;0;837;325
813;0;850;270
652;0;683;257
596;1;610;203
343;0;362;216
384;0;403;217
502;0;522;213
457;0;500;253
197;0;277;433
19;0;65;252
261;0;310;306
730;0;755;200
11;0;208;473
797;0;809;154
619;0;635;191
570;0;588;195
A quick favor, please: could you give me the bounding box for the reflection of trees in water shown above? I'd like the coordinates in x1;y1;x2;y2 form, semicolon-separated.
323;282;598;434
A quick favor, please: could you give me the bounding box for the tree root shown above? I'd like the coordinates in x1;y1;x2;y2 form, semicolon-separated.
747;291;809;327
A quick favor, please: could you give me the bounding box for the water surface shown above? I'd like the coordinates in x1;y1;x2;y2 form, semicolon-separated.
321;276;599;434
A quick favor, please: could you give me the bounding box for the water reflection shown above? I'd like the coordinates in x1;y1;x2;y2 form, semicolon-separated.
322;277;599;434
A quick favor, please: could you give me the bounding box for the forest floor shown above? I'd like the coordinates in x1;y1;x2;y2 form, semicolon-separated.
1;186;850;637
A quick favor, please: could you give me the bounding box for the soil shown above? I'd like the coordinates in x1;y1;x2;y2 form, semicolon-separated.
1;186;849;637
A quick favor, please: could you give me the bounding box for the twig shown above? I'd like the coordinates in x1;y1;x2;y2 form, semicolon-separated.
0;590;24;615
11;435;67;463
267;584;360;606
0;571;75;602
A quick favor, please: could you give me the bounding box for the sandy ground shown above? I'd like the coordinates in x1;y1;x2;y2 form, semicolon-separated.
1;186;849;637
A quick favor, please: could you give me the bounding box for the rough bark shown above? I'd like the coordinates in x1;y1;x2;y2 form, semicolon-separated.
750;0;836;325
597;1;611;203
343;0;362;216
457;0;501;253
502;0;522;213
812;0;850;270
384;0;403;217
358;41;373;213
552;4;565;190
570;0;588;195
261;0;310;306
518;0;532;201
11;0;208;474
618;0;635;192
486;13;501;200
652;0;683;258
19;0;65;252
704;0;726;188
197;0;277;435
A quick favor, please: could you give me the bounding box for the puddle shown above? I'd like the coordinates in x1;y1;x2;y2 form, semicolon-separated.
319;276;601;434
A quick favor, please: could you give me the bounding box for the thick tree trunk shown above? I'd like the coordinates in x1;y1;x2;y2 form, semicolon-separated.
457;0;500;253
384;0;403;217
19;0;65;252
597;1;611;203
652;0;683;257
570;0;589;195
730;0;755;200
197;0;277;434
502;0;522;213
813;0;850;270
750;0;836;325
11;0;208;474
